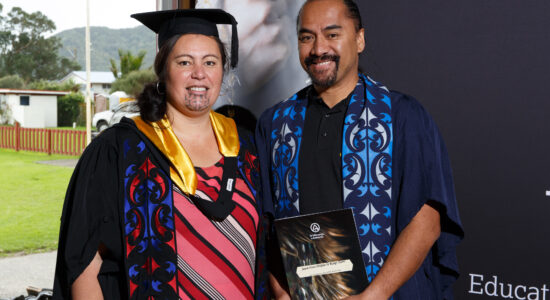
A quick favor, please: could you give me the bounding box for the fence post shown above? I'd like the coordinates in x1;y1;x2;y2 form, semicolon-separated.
15;122;20;152
47;129;52;155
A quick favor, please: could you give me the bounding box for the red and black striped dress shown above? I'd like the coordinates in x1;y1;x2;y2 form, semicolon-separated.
173;157;259;299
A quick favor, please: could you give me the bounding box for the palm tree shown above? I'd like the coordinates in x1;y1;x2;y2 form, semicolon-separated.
110;49;146;79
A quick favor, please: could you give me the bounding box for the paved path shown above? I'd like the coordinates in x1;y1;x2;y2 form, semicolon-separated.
35;159;78;168
0;251;57;298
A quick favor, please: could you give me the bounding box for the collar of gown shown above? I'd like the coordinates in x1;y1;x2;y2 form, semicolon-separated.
132;111;239;195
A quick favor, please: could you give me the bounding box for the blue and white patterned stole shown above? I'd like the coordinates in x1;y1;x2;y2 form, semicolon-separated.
270;93;307;216
270;73;393;282
342;74;393;281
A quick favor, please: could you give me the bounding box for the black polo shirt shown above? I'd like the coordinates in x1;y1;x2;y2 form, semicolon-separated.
298;89;351;214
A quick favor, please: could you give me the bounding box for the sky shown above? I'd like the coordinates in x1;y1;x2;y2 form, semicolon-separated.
1;0;156;34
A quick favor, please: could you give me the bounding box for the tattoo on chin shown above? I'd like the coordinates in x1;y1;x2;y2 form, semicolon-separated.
184;94;210;111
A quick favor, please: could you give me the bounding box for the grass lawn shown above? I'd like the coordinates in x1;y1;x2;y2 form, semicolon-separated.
0;149;78;256
50;126;89;131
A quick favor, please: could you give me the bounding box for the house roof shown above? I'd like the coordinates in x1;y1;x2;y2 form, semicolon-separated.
60;71;116;84
0;89;71;96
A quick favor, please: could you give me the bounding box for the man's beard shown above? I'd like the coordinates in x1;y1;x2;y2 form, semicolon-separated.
304;54;340;87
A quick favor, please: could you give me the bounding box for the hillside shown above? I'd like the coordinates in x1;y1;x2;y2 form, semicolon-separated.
55;26;156;72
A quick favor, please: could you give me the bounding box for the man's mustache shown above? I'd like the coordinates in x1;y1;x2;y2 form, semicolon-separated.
304;54;340;67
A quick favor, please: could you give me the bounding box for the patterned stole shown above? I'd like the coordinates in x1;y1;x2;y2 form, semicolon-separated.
121;118;259;299
270;73;393;281
122;134;178;299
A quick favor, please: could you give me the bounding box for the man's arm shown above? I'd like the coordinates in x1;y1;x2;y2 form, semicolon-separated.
349;202;441;300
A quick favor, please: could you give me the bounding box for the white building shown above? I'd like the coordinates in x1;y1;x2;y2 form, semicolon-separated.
59;71;115;96
0;89;70;128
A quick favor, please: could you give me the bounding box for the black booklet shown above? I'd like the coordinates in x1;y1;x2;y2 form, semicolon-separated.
274;208;368;299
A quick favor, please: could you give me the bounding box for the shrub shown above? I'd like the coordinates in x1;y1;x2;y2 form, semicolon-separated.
110;69;156;97
57;92;84;127
0;100;11;125
0;75;25;89
27;79;80;92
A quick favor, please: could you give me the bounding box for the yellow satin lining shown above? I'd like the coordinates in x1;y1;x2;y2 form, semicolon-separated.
133;111;239;195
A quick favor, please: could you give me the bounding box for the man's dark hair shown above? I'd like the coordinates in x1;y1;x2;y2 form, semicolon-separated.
296;0;363;32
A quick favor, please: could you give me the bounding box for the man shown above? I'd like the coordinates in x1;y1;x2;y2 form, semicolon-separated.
255;0;464;299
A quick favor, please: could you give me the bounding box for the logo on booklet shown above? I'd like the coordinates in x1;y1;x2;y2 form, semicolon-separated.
309;222;325;240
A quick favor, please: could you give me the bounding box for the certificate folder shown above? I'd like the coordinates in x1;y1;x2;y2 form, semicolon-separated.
274;208;368;299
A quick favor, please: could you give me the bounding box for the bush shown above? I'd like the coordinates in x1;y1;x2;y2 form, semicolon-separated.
27;79;80;92
57;92;84;127
0;75;25;89
110;69;156;97
0;100;11;125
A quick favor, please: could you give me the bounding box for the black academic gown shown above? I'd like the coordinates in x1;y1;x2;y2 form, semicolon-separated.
53;117;268;299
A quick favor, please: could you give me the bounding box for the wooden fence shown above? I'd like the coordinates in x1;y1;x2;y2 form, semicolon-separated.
0;123;86;156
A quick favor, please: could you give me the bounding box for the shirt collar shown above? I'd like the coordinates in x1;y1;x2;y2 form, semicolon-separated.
307;86;352;113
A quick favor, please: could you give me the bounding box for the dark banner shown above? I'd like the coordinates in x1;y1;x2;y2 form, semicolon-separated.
357;1;550;299
192;0;550;298
196;0;309;116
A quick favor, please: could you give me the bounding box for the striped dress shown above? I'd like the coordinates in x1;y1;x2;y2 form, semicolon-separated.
173;157;259;299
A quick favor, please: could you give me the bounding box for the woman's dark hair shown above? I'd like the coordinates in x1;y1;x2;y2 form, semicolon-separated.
297;0;363;32
137;34;228;122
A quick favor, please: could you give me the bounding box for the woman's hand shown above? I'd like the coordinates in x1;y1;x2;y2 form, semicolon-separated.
269;272;291;300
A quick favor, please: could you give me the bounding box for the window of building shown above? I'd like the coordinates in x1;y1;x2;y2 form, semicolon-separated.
102;84;111;89
20;95;30;106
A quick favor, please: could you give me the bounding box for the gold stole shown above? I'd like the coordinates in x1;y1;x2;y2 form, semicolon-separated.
132;111;239;195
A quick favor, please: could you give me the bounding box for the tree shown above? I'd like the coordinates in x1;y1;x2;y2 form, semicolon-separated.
110;49;147;79
0;6;81;82
0;3;10;70
110;69;156;97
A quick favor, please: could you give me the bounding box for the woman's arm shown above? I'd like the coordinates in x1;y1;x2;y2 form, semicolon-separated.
71;251;104;300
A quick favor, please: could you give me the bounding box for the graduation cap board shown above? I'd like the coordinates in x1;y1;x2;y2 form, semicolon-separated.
131;9;239;68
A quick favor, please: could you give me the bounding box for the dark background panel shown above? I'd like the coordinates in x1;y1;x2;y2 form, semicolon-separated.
357;1;550;298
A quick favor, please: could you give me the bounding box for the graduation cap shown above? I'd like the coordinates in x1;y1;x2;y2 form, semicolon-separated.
131;9;239;68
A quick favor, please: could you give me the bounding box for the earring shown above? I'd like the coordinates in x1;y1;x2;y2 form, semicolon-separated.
156;82;165;95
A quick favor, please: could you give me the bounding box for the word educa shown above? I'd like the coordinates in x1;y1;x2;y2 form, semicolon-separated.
469;273;549;300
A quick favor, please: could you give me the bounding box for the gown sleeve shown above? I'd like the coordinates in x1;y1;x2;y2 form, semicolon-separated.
392;92;464;299
255;107;291;292
52;132;123;299
255;107;276;218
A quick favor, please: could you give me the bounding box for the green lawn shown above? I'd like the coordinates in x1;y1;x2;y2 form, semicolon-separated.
49;126;89;131
0;149;77;256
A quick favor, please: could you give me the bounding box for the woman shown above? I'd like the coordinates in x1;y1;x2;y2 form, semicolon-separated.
53;9;268;299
